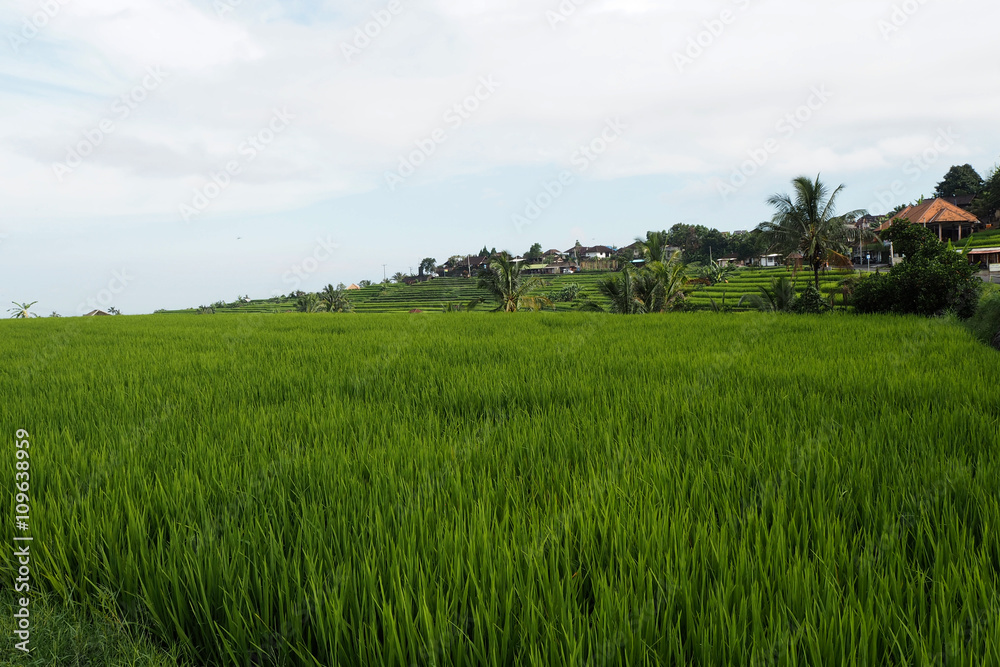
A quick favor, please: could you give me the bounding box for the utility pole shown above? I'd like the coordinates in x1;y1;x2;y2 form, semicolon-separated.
382;264;387;282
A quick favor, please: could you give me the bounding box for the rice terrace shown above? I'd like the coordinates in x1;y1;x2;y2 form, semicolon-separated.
4;2;1000;666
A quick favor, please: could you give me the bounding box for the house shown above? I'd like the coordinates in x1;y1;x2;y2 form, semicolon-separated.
440;255;491;278
967;247;1000;273
717;257;741;267
879;198;981;244
84;309;112;316
543;249;564;258
347;284;361;291
752;254;782;268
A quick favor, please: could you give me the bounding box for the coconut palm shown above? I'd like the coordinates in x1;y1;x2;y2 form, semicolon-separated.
634;230;671;263
477;253;551;312
319;284;352;313
8;301;38;319
295;293;323;313
647;250;690;308
739;277;798;312
692;259;738;285
761;175;871;289
596;266;647;314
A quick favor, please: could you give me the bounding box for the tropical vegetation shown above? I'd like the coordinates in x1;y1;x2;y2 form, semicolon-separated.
2;313;998;666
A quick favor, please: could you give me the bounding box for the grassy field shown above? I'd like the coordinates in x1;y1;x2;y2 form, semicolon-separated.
2;313;999;665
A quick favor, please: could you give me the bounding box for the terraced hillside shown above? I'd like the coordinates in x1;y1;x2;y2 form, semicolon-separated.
685;267;857;310
165;268;860;314
961;228;1000;249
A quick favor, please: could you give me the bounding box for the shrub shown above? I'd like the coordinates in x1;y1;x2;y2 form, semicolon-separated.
966;285;1000;350
853;220;982;318
791;285;830;314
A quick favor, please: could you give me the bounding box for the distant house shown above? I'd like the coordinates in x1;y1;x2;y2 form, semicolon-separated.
717;256;741;267
84;309;112;317
347;284;361;291
543;249;564;258
752;254;782;268
440;255;491;278
565;245;614;260
880;198;981;244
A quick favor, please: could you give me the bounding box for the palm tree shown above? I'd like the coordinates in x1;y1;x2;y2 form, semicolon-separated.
8;301;38;319
634;230;671;263
647;250;690;308
692;259;737;285
295;293;322;313
738;277;798;312
319;284;352;313
477;253;551;312
761;175;870;289
597;266;647;314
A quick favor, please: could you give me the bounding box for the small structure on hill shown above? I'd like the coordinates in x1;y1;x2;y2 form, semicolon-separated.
880;198;981;243
84;309;112;317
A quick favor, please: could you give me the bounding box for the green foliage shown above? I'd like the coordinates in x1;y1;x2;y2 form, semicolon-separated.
546;283;581;303
760;174;870;289
854;220;983;318
295;292;323;313
973;164;1000;223
965;285;1000;350
525;243;544;262
2;314;999;665
935;163;985;198
319;284;353;313
594;252;688;314
791;284;831;314
8;301;38;319
1;589;189;666
738;277;799;312
477;253;551;312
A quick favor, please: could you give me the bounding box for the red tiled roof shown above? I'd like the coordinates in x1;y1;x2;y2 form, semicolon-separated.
880;198;979;231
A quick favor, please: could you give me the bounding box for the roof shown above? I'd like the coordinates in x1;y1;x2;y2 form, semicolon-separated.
347;284;361;290
880;198;979;231
85;309;111;316
967;247;1000;255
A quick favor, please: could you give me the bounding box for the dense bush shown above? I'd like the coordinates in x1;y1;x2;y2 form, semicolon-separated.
966;285;1000;350
791;285;831;314
853;220;982;318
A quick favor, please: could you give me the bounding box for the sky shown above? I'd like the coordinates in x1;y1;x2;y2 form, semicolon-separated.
2;0;999;315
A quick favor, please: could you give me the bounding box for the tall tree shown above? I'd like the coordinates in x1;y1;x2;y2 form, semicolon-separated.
973;164;1000;223
761;175;869;289
525;243;544;262
477;253;551;312
935;164;985;198
418;258;437;277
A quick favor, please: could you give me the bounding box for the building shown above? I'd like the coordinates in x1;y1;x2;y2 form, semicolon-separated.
84;310;112;316
752;254;782;268
879;198;982;244
968;247;1000;273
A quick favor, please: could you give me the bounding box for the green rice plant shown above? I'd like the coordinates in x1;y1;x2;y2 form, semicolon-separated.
1;313;999;665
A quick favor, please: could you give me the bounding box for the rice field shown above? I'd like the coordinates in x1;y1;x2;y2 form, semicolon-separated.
2;313;999;666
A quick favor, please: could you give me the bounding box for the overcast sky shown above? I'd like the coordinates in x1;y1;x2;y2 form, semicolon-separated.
2;0;999;314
